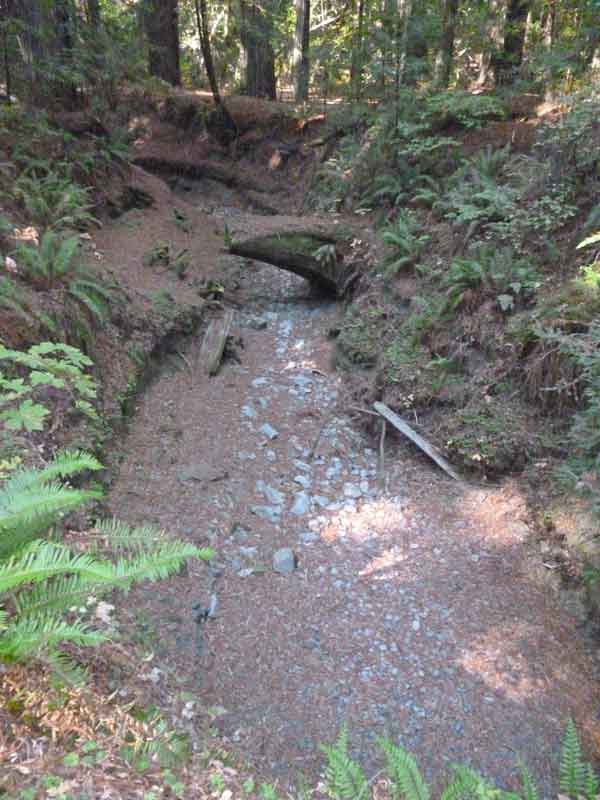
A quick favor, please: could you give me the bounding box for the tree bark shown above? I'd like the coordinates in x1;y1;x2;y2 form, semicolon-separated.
350;0;366;100
193;0;237;145
86;0;101;28
494;0;531;84
293;0;310;102
477;0;505;85
144;0;181;87
434;0;459;87
240;0;276;99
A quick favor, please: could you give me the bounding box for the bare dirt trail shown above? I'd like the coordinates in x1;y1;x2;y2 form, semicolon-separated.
106;239;599;794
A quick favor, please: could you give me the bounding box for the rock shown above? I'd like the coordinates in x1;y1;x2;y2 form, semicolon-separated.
294;474;312;489
177;463;228;483
273;547;297;574
242;405;257;419
299;531;319;545
343;483;362;499
256;480;285;506
291;492;311;515
252;377;269;387
245;315;268;330
313;495;330;508
260;423;279;440
250;505;281;523
294;460;312;472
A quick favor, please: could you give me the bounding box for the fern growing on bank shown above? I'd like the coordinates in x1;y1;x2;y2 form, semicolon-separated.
322;721;594;800
0;452;211;678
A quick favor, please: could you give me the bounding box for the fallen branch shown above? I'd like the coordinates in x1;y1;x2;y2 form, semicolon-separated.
199;309;234;376
373;401;462;481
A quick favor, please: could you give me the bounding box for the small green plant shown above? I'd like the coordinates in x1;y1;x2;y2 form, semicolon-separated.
0;341;98;435
0;452;211;680
321;720;593;800
381;211;430;277
16;232;81;290
144;241;171;268
12;170;97;232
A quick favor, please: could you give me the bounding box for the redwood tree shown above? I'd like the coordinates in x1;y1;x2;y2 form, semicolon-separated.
144;0;181;87
293;0;311;101
240;0;276;99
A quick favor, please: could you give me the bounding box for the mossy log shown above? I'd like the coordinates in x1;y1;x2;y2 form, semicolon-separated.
229;230;354;296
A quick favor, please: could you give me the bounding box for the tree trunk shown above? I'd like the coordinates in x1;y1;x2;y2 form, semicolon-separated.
434;0;459;87
477;0;505;85
293;0;310;102
193;0;237;145
350;0;366;100
394;0;412;122
144;0;181;87
86;0;101;28
240;0;276;99
494;0;531;84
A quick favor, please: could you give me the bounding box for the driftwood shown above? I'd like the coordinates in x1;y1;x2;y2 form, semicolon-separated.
373;401;462;481
229;229;353;296
199;309;234;375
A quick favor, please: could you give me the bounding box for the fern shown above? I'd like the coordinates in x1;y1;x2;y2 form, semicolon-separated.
560;718;587;797
321;727;369;800
378;738;429;800
0;454;212;677
518;762;538;800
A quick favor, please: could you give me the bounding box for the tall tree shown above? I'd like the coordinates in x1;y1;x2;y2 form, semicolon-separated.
434;0;459;87
144;0;181;86
350;0;366;99
493;0;531;83
194;0;237;144
293;0;310;101
240;0;276;99
86;0;101;28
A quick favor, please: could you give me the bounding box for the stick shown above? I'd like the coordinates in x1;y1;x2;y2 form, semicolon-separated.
373;401;462;481
378;419;386;490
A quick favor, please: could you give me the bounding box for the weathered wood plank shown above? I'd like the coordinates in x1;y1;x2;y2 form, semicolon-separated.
373;401;462;481
199;309;234;376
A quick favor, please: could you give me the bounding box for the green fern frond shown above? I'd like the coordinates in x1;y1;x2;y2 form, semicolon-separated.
5;450;102;492
583;763;599;800
14;575;95;618
0;613;105;662
95;518;213;561
560;719;586;797
107;541;206;589
518;762;538;800
321;727;369;800
0;484;102;558
44;648;89;687
0;541;119;593
378;738;429;800
441;765;514;800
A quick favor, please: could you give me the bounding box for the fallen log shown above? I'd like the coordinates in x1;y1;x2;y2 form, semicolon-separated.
199;309;234;375
373;401;462;481
229;230;353;296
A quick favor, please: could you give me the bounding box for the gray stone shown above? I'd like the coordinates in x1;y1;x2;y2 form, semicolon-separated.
299;531;319;545
273;547;297;574
242;405;257;419
313;495;330;508
294;474;311;489
291;492;311;515
177;463;228;483
252;377;269;387
247;316;268;330
256;480;285;506
260;423;279;440
250;505;281;523
294;460;312;472
343;483;362;499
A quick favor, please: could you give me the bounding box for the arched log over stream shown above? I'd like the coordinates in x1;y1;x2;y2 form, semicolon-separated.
228;229;357;296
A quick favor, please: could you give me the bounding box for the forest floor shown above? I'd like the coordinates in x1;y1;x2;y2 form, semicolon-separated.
3;92;600;798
